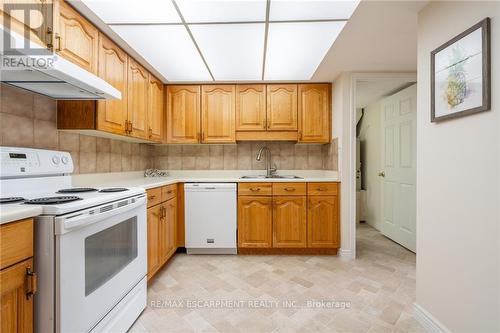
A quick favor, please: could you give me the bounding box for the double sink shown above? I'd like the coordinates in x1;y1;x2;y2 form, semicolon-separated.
240;175;303;179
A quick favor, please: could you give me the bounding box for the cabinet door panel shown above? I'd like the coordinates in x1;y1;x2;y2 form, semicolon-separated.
128;58;149;139
298;84;331;143
164;197;177;259
0;259;34;333
267;84;297;131
202;85;236;143
166;86;201;143
273;196;306;248
307;196;339;248
97;34;128;135
147;205;161;279
236;85;266;131
57;0;98;74
237;197;272;248
148;75;164;142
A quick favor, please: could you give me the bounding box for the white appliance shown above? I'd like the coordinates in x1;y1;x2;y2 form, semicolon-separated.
0;25;121;100
184;183;237;254
0;147;147;333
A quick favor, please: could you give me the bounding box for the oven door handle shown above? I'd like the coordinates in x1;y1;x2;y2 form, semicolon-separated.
55;195;146;234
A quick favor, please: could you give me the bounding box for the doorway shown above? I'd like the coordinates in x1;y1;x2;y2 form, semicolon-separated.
355;78;417;252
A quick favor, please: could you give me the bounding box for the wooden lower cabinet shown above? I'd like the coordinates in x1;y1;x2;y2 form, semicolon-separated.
0;219;35;333
238;182;340;253
307;196;339;248
146;187;178;280
237;196;272;248
273;196;307;248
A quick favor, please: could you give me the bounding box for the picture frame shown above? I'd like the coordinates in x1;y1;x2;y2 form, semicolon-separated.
431;18;491;122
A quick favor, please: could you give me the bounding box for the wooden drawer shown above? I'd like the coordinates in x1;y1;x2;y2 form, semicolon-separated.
307;182;339;196
161;184;177;202
146;187;162;208
272;183;306;196
0;219;33;270
238;183;272;196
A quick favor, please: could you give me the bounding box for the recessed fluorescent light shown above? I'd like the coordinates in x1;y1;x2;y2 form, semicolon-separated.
175;0;267;23
264;21;346;80
190;24;265;80
81;0;181;24
111;25;212;81
269;0;360;21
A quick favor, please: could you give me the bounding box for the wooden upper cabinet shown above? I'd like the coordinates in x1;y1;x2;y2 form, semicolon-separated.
201;85;236;143
298;84;331;143
127;58;149;140
236;85;266;131
96;34;128;135
273;196;307;248
237;196;272;248
166;85;201;144
307;196;339;248
55;0;98;74
266;84;298;131
147;75;164;142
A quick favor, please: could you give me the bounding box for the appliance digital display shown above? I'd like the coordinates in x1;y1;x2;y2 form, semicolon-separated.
9;153;27;159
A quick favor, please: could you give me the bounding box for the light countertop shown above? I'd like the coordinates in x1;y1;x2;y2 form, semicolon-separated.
0;205;43;225
73;170;340;190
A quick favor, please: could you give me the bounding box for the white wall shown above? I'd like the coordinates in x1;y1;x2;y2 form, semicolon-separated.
416;2;500;332
358;100;382;230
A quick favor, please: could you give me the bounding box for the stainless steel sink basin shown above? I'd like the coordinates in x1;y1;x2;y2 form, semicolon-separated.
240;175;303;179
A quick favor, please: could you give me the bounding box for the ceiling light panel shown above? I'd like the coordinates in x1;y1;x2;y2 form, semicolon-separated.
264;21;346;80
190;24;264;80
81;0;181;24
269;0;360;21
111;25;212;81
175;0;267;23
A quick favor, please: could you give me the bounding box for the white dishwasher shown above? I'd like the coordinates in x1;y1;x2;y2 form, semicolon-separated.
184;183;237;254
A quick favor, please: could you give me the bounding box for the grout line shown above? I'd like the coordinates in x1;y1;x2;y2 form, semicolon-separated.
261;0;271;80
107;19;348;26
171;0;215;81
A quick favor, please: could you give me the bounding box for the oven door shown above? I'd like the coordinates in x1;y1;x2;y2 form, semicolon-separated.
54;195;147;333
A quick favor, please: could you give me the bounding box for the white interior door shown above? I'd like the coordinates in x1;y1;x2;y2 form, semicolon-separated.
380;84;417;252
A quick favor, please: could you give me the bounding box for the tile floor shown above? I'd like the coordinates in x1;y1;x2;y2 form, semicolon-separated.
130;224;424;333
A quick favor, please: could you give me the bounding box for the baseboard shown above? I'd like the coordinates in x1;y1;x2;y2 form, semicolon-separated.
413;303;451;333
338;248;354;260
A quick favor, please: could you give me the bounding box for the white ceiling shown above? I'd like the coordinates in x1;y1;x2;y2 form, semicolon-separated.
313;1;427;82
79;0;360;82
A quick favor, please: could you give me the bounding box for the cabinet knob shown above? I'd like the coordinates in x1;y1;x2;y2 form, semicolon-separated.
317;187;328;191
284;188;295;192
249;187;261;192
378;171;385;178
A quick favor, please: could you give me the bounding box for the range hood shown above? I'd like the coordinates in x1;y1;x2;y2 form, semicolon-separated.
0;25;121;100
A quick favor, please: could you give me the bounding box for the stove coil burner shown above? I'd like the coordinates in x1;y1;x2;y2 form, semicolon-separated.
57;187;98;194
24;196;82;205
0;197;25;204
99;188;129;193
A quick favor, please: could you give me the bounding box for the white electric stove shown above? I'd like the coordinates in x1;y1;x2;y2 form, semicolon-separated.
0;147;147;333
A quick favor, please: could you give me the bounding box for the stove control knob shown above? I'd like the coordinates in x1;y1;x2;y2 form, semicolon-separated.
52;155;61;165
61;156;70;165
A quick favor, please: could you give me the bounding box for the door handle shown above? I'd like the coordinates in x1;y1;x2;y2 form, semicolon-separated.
26;268;37;299
378;171;386;177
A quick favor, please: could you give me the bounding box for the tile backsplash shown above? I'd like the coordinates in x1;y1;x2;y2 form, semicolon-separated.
152;141;338;171
0;84;338;174
0;84;152;174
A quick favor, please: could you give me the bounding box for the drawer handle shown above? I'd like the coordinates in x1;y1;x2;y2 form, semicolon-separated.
317;187;328;191
166;190;173;194
148;195;156;200
249;187;261;192
284;187;295;192
26;268;37;299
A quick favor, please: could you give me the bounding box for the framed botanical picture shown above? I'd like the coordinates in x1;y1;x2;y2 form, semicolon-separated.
431;18;491;122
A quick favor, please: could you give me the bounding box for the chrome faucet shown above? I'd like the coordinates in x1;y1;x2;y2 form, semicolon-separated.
256;146;277;177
